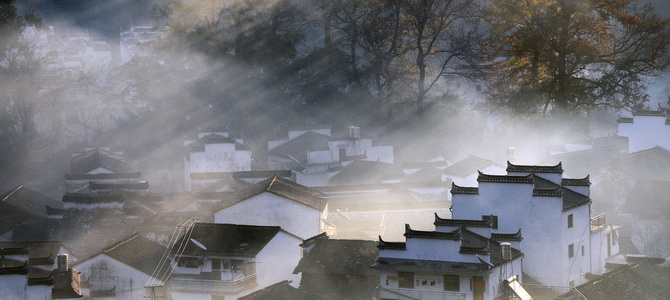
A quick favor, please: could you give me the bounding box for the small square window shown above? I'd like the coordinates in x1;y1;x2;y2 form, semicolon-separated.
443;274;460;292
398;272;414;289
568;244;574;258
568;214;573;228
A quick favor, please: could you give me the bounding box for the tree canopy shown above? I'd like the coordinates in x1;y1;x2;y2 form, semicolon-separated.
486;0;670;117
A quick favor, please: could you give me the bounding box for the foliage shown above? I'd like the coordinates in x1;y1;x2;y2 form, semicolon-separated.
486;0;670;117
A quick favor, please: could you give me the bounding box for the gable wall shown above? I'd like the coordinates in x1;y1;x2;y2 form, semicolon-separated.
214;192;321;239
74;254;158;300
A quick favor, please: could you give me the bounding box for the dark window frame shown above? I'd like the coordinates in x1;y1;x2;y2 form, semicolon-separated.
443;274;460;292
398;271;414;289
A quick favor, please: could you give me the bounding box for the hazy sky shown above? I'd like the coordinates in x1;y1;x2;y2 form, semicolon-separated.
16;0;156;38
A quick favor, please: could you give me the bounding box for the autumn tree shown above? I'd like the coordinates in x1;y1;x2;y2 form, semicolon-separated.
0;0;42;186
487;0;670;118
399;0;484;116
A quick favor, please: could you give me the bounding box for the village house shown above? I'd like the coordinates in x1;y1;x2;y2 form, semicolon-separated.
64;147;143;194
451;162;619;288
184;128;252;191
0;242;82;300
71;233;168;300
558;257;670;299
373;214;526;300
617;109;670;153
0;185;63;241
168;223;303;300
315;181;450;240
212;176;330;239
440;155;505;187
267;126;394;187
293;233;379;299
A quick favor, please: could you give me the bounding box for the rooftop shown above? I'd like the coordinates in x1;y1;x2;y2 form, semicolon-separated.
211;176;326;212
293;237;378;276
174;223;281;257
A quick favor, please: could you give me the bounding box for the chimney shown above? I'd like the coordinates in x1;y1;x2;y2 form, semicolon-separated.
348;126;360;139
57;253;68;272
501;243;512;261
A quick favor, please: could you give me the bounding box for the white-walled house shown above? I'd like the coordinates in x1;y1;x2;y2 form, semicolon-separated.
617;109;670;153
72;234;168;300
372;214;526;300
213;176;329;239
451;162;619;288
441;155;506;187
184;130;252;191
168;223;303;300
64;147;143;194
0;242;82;300
267;126;394;187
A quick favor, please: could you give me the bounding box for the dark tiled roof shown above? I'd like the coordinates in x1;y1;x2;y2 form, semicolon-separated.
532;176;591;210
507;161;563;174
0;185;63;218
402;167;443;183
404;224;460;240
617;117;634;123
372;257;490;274
490;229;523;242
561;176;590;186
377;236;406;250
0;241;63;261
442;156;499;178
613;147;670;181
632;110;667;117
566;265;670;300
98;234;167;276
64;172;142;180
268;131;331;163
89;181;149;190
451;183;479;194
477;172;534;184
175;223;281;257
329;160;403;186
70;149;131;174
293;238;378;275
239;280;318;300
433;213;493;227
212;176;326;212
62;194;125;203
0;261;29;275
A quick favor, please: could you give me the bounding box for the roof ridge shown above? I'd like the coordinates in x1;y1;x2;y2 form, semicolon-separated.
104;234;141;253
1;185;25;202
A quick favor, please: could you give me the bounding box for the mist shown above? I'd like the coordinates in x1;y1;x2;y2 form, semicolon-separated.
3;0;670;298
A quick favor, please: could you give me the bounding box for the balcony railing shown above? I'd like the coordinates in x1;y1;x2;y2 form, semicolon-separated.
590;213;606;231
169;274;257;294
378;287;467;300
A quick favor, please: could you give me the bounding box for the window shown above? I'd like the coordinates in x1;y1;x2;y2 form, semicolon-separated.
568;244;574;258
581;245;585;256
443;274;460;292
398;272;414;289
612;231;617;246
177;257;199;268
568;214;573;228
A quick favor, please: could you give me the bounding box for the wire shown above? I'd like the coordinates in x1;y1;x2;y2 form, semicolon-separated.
145;218;190;287
156;219;198;286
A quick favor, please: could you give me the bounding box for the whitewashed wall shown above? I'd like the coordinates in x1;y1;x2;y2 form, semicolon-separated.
618;115;670;153
214;192;321;239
